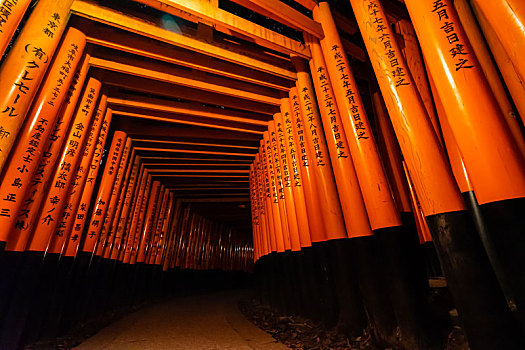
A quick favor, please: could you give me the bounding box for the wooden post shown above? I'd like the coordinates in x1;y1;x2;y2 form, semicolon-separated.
351;0;523;348
0;28;86;246
0;0;75;171
0;0;32;57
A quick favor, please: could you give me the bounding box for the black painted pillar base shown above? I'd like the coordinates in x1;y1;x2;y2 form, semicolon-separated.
311;242;339;329
0;249;23;330
427;209;524;350
19;252;63;346
37;255;75;340
349;236;398;347
324;239;367;338
400;212;430;292
375;225;449;349
0;250;45;350
479;197;525;323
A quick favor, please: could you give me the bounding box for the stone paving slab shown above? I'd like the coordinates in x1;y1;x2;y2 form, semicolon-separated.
74;290;288;350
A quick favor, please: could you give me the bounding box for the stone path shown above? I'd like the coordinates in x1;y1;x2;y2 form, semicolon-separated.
74;289;288;350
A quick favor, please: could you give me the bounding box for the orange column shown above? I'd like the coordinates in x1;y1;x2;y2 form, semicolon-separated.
97;137;132;258
403;0;525;206
292;74;347;241
454;0;525;159
350;0;465;217
262;134;284;252
4;54;90;252
0;0;74;170
394;19;442;140
249;163;260;260
155;191;175;265
63;109;113;257
255;155;271;256
136;179;160;264
27;78;101;252
273;115;301;251
371;92;412;215
110;155;141;260
286;94;326;243
0;28;85;243
258;142;277;253
123;168;149;264
80;130;127;255
307;39;374;238
470;0;525;85
267;125;290;251
427;72;473;194
47;97;109;255
147;185;168;264
312;3;402;232
471;4;525;122
279;98;311;248
0;0;32;57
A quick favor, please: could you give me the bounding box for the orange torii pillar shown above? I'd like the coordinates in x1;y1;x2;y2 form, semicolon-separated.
470;2;525;124
253;155;274;307
371;91;436;284
0;0;74;174
90;137;132;317
259;140;277;256
260;134;287;311
0;28;86;250
0;0;32;57
0;54;89;339
6;55;91;256
470;0;525;90
0;76;100;349
104;148;136;262
105;154;141;309
351;0;522;348
134;179;161;301
44;106;112;340
22;96;108;344
73;131;126;324
403;0;525;335
96;138;132;260
271;114;304;315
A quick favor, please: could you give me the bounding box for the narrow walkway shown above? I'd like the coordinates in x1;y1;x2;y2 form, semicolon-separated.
75;289;288;350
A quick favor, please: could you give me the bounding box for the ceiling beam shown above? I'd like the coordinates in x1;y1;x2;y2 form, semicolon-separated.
227;0;323;38
108;96;269;126
111;117;261;141
74;18;291;91
132;0;311;58
71;0;297;79
112;109;265;134
91;56;281;105
101;72;278;115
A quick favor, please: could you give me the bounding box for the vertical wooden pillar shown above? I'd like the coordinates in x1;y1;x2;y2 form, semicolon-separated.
470;0;525;85
0;0;75;171
0;28;86;245
97;137;132;258
0;0;32;56
404;0;525;329
27;78;101;253
470;3;525;122
351;0;522;348
111;155;141;261
259;140;277;254
80;131;127;257
46;96;108;256
8;55;90;253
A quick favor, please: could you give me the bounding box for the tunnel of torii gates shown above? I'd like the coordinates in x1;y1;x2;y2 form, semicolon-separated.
0;0;523;348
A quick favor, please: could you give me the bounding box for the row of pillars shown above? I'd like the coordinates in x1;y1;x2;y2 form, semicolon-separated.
250;1;525;349
0;0;253;348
